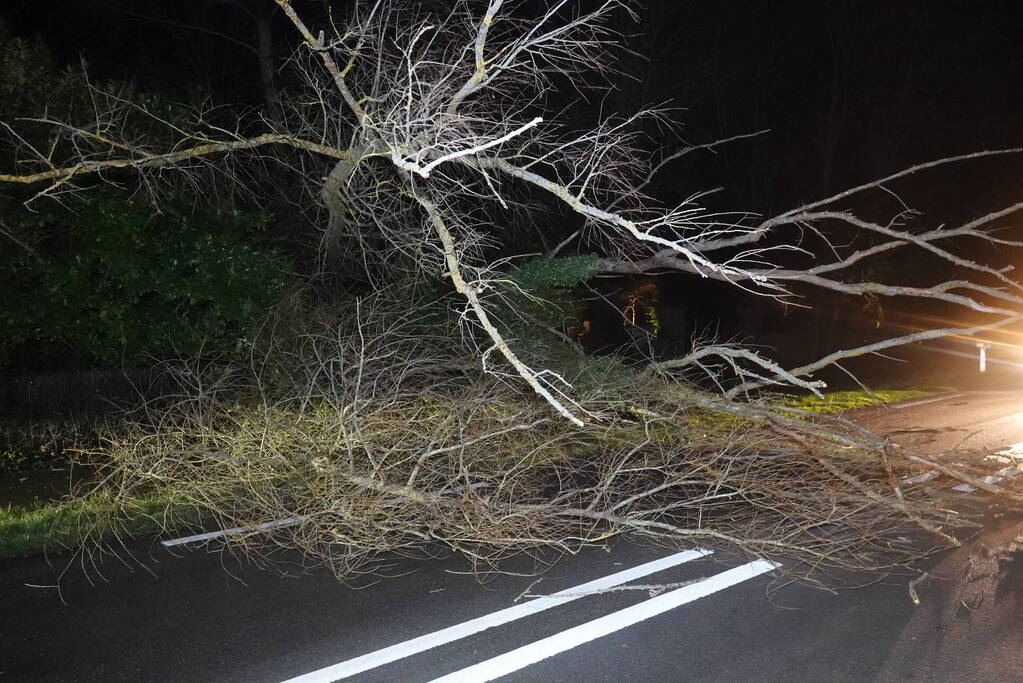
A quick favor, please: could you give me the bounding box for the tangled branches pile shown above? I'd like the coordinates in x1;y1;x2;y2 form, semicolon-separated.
77;288;995;582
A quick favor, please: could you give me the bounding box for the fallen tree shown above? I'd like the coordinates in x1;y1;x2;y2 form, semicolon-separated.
4;0;1022;581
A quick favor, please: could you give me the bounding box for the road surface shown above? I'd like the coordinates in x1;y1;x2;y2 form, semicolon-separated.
853;390;1023;455
2;391;1022;682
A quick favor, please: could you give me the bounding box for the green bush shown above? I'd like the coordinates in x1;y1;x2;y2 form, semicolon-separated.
0;36;291;365
1;192;290;363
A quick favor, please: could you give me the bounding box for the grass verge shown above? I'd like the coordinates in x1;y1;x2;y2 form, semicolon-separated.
780;388;932;414
0;493;205;559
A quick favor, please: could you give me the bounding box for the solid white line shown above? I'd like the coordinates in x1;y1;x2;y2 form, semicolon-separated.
280;549;712;683
431;559;779;683
160;515;305;547
892;393;965;410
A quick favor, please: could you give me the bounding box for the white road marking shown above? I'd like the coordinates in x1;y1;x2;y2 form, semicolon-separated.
160;515;305;547
879;393;1023;495
891;393;965;410
996;442;1023;459
280;549;712;683
430;559;779;683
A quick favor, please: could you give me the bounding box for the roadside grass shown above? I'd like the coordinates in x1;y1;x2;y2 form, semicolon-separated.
780;388;932;414
683;387;939;434
0;492;206;559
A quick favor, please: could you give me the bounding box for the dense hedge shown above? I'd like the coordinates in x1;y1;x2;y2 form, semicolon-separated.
1;192;290;364
0;36;290;367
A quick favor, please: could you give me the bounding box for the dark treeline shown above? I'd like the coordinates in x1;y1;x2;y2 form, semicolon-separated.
5;1;1021;212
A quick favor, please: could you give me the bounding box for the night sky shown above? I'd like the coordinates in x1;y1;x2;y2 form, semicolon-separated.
3;0;1020;215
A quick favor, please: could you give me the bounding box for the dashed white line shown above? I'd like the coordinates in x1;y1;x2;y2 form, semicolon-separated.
911;464;1022;494
430;559;779;683
280;548;712;683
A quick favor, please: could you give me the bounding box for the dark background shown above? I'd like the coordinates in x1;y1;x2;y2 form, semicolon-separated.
1;0;1022;396
4;1;1020;212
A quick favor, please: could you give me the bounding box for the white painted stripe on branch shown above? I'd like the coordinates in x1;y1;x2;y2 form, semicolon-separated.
430;559;779;683
905;466;1020;491
162;485;490;548
160;515;305;547
892;393;965;410
952;469;1022;493
280;549;712;683
902;470;940;484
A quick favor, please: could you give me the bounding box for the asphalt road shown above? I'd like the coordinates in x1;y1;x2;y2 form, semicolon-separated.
3;391;1023;683
852;390;1023;454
